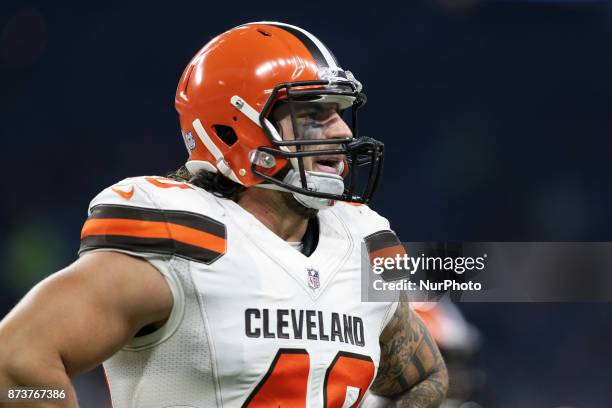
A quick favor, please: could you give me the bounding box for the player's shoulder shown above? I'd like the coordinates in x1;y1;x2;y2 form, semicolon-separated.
88;175;222;217
330;201;391;238
332;203;404;272
81;175;226;263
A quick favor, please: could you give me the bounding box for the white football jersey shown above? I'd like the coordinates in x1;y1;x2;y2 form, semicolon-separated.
79;176;400;408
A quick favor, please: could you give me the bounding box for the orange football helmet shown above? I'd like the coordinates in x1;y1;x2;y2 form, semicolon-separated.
175;22;384;206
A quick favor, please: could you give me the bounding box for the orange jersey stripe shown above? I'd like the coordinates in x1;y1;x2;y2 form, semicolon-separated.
81;218;225;254
368;244;406;262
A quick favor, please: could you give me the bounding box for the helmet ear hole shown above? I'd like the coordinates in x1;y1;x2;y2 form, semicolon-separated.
213;125;238;146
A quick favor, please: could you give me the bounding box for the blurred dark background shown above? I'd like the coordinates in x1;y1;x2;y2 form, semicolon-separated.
1;0;611;406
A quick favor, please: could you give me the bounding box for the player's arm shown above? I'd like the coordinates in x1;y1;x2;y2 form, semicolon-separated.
369;300;448;407
0;251;173;407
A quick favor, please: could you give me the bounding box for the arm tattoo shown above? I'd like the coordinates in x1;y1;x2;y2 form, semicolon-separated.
370;300;448;407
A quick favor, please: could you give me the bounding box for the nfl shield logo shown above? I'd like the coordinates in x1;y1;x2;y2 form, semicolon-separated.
182;131;196;151
307;267;320;290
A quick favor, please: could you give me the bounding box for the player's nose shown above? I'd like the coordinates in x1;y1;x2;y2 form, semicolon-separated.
324;111;352;140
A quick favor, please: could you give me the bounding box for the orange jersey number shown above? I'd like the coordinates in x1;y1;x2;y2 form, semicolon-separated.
243;349;374;408
145;176;193;190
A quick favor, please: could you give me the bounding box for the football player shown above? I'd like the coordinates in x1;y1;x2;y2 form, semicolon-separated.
0;22;447;407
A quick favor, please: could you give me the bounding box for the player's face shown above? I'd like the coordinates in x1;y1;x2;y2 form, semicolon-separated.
274;102;352;176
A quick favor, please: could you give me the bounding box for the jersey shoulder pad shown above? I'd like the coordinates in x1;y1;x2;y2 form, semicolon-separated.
332;202;390;237
332;202;404;260
79;176;226;264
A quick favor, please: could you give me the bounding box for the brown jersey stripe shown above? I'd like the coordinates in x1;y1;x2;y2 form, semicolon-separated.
81;218;225;255
79;235;223;264
363;230;402;254
89;204;226;239
364;231;407;282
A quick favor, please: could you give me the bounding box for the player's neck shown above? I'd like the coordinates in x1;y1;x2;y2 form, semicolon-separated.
236;188;311;242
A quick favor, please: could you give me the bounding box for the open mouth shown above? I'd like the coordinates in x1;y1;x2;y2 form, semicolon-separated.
313;158;342;175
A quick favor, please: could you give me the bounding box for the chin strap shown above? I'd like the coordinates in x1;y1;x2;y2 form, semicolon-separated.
254;169;344;210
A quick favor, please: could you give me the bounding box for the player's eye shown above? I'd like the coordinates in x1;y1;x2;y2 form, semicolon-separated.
296;103;338;122
297;110;321;120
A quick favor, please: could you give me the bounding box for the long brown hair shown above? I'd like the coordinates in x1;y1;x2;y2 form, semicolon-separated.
167;166;245;200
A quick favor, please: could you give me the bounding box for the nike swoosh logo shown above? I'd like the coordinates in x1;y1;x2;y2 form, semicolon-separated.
112;186;135;200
